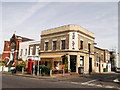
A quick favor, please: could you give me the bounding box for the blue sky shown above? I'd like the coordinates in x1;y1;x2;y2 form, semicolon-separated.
0;2;118;53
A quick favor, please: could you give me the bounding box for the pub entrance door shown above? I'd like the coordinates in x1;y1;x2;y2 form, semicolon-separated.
70;55;76;72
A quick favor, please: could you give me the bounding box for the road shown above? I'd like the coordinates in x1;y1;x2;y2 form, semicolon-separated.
2;74;97;88
2;73;120;89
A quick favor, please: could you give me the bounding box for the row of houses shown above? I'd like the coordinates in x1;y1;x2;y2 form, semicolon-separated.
1;24;117;74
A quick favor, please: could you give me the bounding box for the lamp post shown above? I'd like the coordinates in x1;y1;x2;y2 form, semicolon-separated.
37;57;40;76
37;48;40;76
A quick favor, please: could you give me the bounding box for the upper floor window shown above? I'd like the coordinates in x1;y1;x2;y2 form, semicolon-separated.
30;47;33;55
36;46;39;55
53;41;57;50
80;40;83;49
61;40;65;50
88;43;91;53
25;49;27;55
45;42;48;51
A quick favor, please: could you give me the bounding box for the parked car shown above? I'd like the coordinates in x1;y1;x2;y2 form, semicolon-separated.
115;68;120;73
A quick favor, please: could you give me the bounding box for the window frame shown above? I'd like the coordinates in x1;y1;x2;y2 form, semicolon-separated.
44;42;49;51
53;41;57;50
80;40;83;50
80;56;84;67
61;40;65;50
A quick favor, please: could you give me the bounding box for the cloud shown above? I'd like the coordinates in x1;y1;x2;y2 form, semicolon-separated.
1;2;118;54
1;0;119;2
2;2;49;31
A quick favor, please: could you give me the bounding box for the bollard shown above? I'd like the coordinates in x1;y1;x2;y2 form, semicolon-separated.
63;69;64;76
33;66;35;76
22;67;24;74
50;70;52;77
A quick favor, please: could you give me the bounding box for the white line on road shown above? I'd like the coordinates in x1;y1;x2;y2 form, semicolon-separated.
71;81;120;89
81;79;97;85
70;82;79;84
105;85;115;88
113;78;120;83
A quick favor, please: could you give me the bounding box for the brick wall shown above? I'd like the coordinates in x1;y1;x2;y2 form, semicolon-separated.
2;41;10;60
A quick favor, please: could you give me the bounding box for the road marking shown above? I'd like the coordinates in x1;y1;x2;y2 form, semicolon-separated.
71;80;120;89
70;82;79;84
105;85;115;88
57;77;79;81
95;84;103;87
81;79;97;85
113;78;120;83
88;83;95;86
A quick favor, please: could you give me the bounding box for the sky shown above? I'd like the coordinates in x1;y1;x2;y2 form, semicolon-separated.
0;1;118;54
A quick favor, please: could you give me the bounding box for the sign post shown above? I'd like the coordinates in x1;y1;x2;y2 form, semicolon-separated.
37;57;40;76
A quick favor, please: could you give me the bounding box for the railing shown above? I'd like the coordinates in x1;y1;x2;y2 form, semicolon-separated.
50;69;65;76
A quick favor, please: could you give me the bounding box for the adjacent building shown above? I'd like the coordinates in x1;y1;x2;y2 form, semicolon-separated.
19;41;40;61
27;41;40;61
94;46;111;73
2;34;34;67
18;41;40;69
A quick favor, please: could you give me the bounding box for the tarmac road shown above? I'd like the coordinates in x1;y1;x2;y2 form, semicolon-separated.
2;73;120;89
2;74;98;88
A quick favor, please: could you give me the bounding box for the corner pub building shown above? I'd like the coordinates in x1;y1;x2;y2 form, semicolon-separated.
40;25;95;74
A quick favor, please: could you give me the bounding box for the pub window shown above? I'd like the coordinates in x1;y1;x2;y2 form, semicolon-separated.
80;56;84;66
80;40;83;49
45;61;48;66
53;41;57;50
45;42;48;51
61;40;65;50
88;43;91;53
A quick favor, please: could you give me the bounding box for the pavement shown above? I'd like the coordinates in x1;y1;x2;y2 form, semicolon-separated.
2;71;83;81
2;71;120;89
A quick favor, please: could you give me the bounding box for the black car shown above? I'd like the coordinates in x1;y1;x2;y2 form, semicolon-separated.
115;68;120;73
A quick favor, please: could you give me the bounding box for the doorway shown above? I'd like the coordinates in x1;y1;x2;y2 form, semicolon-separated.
70;55;76;72
89;57;92;73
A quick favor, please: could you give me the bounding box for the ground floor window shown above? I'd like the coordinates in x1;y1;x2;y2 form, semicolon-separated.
45;61;48;66
54;61;62;69
80;56;84;66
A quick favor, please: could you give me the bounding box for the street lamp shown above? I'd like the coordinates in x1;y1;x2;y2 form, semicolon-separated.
37;48;40;76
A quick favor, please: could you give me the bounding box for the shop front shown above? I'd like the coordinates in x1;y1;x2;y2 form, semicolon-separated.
40;54;69;74
40;55;63;69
